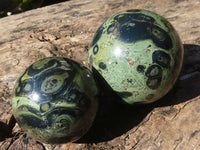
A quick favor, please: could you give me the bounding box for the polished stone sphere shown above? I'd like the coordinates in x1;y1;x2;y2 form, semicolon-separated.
88;9;183;104
12;57;99;144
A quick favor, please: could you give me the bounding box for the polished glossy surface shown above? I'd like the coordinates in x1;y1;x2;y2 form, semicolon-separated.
89;9;183;104
12;57;98;144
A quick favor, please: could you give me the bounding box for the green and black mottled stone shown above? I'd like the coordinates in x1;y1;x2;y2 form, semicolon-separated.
12;57;99;144
88;9;183;104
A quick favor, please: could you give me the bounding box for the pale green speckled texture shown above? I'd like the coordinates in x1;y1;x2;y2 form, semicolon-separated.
89;9;183;104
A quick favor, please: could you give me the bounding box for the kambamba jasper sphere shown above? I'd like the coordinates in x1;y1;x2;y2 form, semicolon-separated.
12;57;99;144
88;9;183;104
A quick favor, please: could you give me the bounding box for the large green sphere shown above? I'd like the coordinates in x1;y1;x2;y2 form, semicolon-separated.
12;57;98;144
88;9;183;104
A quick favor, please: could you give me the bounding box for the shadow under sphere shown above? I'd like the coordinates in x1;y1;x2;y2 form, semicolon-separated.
78;44;200;143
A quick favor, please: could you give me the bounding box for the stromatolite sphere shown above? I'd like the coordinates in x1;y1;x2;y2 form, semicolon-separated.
12;57;99;144
88;9;183;104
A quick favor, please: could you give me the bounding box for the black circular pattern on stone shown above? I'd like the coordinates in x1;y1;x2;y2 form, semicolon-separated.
28;59;62;76
127;79;133;83
126;9;141;13
18;114;48;129
15;79;34;96
152;50;171;68
137;65;146;73
93;44;99;55
107;22;117;34
145;65;163;89
91;25;104;47
43;78;58;92
99;62;107;70
106;13;172;50
116;91;133;98
15;59;76;103
17;106;78;129
40;102;51;112
113;12;155;23
151;26;172;50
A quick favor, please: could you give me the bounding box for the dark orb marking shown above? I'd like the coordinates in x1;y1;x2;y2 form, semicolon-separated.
46;107;78;120
146;79;161;90
151;27;172;50
40;102;51;112
146;94;155;100
15;79;34;96
15;58;82;104
57;119;71;129
28;59;62;76
17;100;20;105
118;21;149;43
145;65;163;89
126;9;141;13
114;12;155;23
116;91;133;98
127;79;133;83
44;79;57;91
93;44;99;55
152;50;171;68
147;44;151;48
17;115;48;129
108;13;172;49
107;22;117;34
91;25;104;47
65;88;78;103
145;65;162;77
31;67;77;103
18;105;41;116
137;65;146;73
67;96;75;104
99;62;107;70
62;86;90;112
17;106;85;129
52;79;58;84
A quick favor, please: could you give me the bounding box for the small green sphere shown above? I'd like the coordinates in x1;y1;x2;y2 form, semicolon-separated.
12;57;99;144
88;9;183;104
